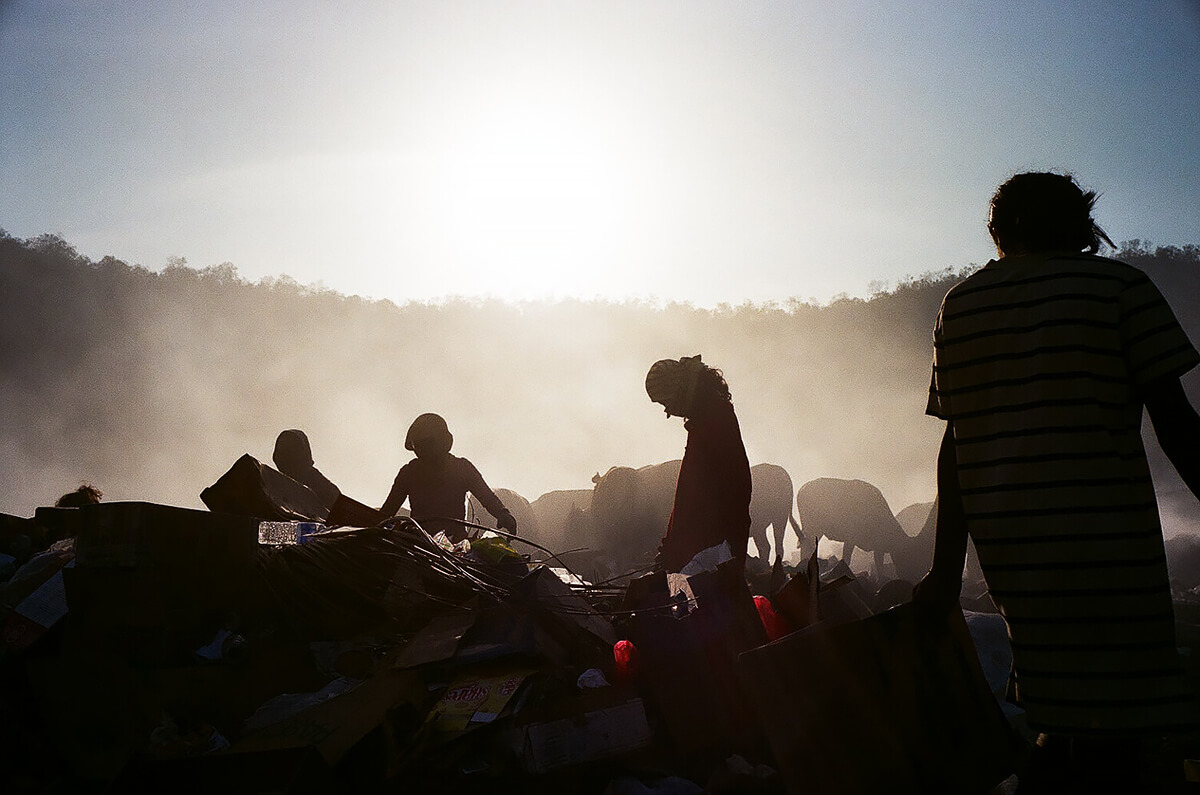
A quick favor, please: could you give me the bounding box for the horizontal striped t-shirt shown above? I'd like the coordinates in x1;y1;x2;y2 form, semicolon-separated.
928;252;1200;735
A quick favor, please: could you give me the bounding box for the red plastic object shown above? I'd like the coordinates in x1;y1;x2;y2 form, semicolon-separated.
754;594;795;642
613;639;640;684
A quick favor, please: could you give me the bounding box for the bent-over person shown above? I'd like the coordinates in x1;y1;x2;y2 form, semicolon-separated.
646;355;752;574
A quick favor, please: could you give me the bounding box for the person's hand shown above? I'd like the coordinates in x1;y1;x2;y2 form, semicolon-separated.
497;511;518;534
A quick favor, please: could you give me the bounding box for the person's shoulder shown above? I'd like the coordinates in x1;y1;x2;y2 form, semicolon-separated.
1050;252;1148;283
940;259;999;303
449;454;479;472
691;400;741;434
946;253;1145;297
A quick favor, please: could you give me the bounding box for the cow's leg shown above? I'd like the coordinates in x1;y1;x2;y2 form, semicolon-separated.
751;527;771;562
772;520;786;563
795;534;808;564
874;549;887;580
795;522;815;564
840;540;852;566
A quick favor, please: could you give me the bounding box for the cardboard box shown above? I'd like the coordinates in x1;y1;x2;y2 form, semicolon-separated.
739;603;1019;795
201;454;329;522
233;669;423;765
425;668;532;736
394;608;478;669
68;501;258;570
521;697;651;774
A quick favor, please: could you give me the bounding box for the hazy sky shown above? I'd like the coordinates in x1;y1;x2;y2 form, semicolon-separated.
2;1;1198;307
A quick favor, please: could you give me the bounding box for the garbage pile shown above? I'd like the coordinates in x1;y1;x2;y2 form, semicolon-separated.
0;456;1023;795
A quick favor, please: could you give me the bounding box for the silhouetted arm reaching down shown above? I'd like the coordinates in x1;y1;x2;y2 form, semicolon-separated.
1144;376;1200;499
463;460;517;533
914;421;968;610
379;470;410;519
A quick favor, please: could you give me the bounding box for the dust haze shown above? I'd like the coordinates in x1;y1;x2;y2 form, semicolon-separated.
3;232;1198;558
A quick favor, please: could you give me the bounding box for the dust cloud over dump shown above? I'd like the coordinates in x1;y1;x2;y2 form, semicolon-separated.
3;232;1199;554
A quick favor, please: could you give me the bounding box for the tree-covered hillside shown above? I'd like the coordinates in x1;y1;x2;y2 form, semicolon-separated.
2;231;1197;545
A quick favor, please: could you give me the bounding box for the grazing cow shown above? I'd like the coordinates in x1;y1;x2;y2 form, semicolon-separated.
583;460;682;577
467;487;539;542
577;460;805;577
796;478;928;582
748;463;803;564
902;496;988;595
896;500;935;538
527;488;593;550
894;499;939;583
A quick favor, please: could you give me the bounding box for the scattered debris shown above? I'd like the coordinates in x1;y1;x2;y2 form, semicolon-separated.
1;461;1194;793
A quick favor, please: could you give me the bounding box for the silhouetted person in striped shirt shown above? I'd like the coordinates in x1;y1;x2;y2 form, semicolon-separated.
916;172;1200;793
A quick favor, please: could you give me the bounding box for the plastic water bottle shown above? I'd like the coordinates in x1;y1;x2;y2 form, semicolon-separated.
296;522;321;543
257;521;325;545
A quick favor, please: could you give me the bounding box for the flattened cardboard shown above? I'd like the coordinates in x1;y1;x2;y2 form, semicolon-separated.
3;559;73;651
518;565;617;648
393;609;477;669
425;668;532;735
521;697;652;773
739;603;1019;795
233;670;422;764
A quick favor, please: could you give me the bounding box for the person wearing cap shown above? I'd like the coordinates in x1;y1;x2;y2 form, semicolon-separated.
273;429;342;512
646;355;752;573
378;413;516;542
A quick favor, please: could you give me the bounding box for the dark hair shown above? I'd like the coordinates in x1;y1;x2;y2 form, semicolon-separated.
693;365;732;412
55;483;102;508
987;172;1115;255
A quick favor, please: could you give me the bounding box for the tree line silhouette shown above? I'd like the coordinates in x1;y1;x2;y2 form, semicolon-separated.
2;229;1197;540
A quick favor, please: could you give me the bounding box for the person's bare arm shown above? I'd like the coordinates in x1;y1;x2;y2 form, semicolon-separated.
464;460;516;532
379;473;409;519
1144;376;1200;499
914;421;969;610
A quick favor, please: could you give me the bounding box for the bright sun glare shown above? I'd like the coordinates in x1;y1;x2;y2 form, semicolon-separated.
427;102;635;300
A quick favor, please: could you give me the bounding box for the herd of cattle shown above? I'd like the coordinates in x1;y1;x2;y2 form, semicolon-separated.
468;462;947;586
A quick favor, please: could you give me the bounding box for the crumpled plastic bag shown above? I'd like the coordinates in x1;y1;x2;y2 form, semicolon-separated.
431;531;471;555
466;535;522;565
3;537;74;608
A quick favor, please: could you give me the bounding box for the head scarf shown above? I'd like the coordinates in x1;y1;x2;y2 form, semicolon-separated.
645;355;704;417
273;429;314;473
